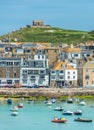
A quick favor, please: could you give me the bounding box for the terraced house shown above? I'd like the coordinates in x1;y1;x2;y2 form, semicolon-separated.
77;60;94;87
0;57;21;87
50;60;77;88
20;51;49;87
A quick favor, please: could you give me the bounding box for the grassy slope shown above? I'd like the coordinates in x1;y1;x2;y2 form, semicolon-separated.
0;27;94;44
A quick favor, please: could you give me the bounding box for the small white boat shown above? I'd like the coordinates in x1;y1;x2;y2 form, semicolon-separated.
63;110;73;115
45;101;52;106
54;106;64;111
67;98;73;103
51;98;56;103
11;111;18;116
10;106;19;111
74;110;82;115
18;103;24;108
27;100;34;104
79;101;86;106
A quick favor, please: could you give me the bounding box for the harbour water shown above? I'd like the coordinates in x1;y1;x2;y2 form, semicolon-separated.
0;99;94;130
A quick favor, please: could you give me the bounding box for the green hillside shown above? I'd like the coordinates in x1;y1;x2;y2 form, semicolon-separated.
0;27;94;44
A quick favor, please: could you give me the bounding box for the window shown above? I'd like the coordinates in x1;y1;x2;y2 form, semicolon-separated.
51;76;56;80
7;80;12;84
51;70;55;74
30;79;35;83
86;81;88;85
14;72;16;78
68;71;70;74
60;70;63;73
73;76;75;79
34;70;39;74
14;68;16;72
38;55;40;59
28;70;33;74
22;79;27;84
6;72;9;78
85;75;89;79
40;70;45;74
92;81;94;84
14;62;20;66
14;80;19;83
22;75;27;78
38;79;43;84
74;54;78;57
73;71;75;74
92;69;94;73
59;76;64;79
42;55;44;59
23;70;27;74
68;76;70;79
40;75;45;79
86;69;88;72
31;76;35;79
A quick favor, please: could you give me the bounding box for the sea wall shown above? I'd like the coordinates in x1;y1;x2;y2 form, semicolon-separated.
0;88;94;98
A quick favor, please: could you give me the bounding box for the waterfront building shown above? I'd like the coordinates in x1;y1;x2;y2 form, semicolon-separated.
77;60;94;87
20;52;49;87
50;60;77;88
0;57;21;87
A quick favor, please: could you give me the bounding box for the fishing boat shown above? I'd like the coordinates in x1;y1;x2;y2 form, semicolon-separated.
54;106;64;111
51;117;67;123
74;110;82;115
74;118;92;122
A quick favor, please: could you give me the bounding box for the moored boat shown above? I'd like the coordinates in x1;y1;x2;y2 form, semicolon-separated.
10;106;19;111
79;101;86;106
74;118;92;122
7;99;12;105
51;117;67;123
54;106;64;111
45;101;52;106
11;111;18;116
67;98;73;103
74;110;82;115
18;103;24;108
63;110;73;115
51;98;56;103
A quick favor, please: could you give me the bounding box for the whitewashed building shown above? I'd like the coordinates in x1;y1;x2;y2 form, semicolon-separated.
50;61;77;87
20;53;49;87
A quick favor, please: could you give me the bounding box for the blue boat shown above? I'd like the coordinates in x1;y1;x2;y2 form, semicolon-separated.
7;99;12;105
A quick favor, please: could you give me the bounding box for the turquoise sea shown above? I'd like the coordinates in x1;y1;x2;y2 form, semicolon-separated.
0;99;94;130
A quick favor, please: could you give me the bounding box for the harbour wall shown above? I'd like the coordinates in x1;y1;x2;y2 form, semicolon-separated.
0;88;94;98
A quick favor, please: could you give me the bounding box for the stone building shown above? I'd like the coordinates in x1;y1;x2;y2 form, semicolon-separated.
32;20;44;26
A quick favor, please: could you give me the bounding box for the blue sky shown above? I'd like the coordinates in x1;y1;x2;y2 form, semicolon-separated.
0;0;94;35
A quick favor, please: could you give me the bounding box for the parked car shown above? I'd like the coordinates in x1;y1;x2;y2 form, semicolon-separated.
27;84;39;88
